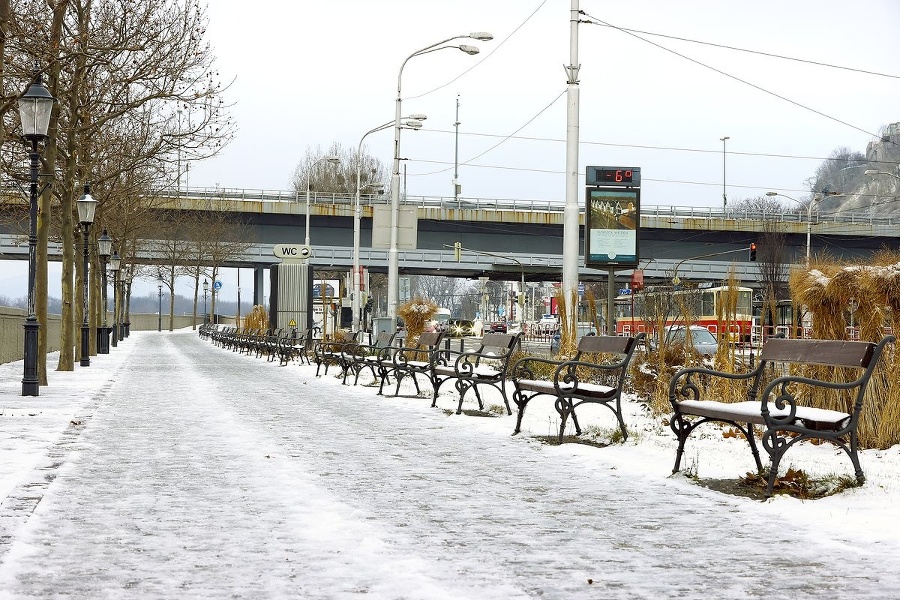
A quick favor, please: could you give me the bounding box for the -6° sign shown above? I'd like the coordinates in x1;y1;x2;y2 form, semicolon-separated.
273;244;312;262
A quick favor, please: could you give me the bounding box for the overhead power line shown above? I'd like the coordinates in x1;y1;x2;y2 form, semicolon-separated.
585;22;900;80
580;12;886;142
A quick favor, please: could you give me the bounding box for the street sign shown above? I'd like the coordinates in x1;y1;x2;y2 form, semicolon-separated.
213;280;222;291
273;244;312;262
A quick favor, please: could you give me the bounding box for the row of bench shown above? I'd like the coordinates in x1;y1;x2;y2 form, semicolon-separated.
201;325;317;366
200;323;895;498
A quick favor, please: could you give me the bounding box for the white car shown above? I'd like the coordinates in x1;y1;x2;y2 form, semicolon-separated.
652;325;719;357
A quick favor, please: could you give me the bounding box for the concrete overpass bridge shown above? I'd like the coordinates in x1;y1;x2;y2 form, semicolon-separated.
3;186;898;294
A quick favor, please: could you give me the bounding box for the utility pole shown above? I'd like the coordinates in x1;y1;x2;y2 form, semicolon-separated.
720;136;729;211
453;95;461;204
562;0;581;315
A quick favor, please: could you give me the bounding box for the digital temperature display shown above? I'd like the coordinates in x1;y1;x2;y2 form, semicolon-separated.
586;166;641;187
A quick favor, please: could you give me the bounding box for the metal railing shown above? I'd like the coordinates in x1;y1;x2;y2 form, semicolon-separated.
154;186;900;226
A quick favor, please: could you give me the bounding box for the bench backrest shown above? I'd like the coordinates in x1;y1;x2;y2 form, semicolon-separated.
373;331;396;349
760;338;876;368
574;333;643;358
412;331;444;349
476;333;520;353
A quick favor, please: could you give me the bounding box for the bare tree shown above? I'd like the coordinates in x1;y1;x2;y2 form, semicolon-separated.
2;0;233;375
291;143;389;196
411;275;462;310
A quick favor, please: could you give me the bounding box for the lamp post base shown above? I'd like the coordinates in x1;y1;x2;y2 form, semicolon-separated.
97;326;110;354
80;324;90;367
22;317;39;396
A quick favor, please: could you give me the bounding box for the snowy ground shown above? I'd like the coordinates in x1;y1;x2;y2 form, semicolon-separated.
1;329;899;599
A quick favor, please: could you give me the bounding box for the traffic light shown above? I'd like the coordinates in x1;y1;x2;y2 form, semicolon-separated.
749;243;757;261
454;241;461;262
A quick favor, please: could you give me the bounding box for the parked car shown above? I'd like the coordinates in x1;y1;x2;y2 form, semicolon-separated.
539;314;558;326
550;328;596;353
489;321;507;333
651;325;719;357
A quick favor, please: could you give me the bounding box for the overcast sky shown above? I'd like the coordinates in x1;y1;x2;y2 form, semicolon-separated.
4;0;899;300
188;0;899;206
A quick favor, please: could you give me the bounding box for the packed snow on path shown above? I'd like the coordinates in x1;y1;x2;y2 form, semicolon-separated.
0;329;899;599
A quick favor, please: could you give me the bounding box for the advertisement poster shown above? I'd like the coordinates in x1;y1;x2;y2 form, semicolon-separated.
585;187;639;268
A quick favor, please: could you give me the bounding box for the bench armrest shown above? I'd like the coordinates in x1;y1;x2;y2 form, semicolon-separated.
510;356;565;380
759;373;865;427
547;358;630;393
387;345;439;367
451;349;511;375
669;365;759;404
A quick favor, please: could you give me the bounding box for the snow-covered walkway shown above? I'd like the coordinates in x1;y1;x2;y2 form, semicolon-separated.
1;329;899;599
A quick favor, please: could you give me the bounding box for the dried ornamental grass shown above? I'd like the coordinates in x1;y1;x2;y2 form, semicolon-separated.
245;305;268;331
554;289;578;357
789;256;900;449
398;296;438;346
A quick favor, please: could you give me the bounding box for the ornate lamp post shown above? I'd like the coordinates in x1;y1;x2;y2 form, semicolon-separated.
109;252;120;348
203;279;209;325
157;280;163;332
17;65;56;395
97;230;112;353
123;269;132;338
76;186;97;367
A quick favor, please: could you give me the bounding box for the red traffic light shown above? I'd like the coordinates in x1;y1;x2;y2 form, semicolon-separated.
749;243;757;261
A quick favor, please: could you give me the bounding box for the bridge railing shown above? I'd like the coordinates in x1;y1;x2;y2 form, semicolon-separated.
153;186;900;226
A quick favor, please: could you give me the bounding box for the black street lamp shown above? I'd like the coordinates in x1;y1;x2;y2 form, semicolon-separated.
203;279;209;325
17;65;56;395
157;280;163;332
109;252;120;348
76;186;97;366
97;230;112;353
121;269;131;339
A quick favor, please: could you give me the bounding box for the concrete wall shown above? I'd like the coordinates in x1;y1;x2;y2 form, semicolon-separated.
0;309;236;365
0;308;62;365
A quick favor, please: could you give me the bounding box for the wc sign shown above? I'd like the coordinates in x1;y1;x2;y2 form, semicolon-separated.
273;244;312;262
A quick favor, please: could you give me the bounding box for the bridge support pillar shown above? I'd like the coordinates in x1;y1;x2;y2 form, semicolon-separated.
253;264;265;307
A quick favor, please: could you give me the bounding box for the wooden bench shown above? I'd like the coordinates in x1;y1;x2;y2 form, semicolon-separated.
431;332;524;415
277;327;316;366
377;331;445;397
510;333;643;442
343;331;397;385
314;331;363;378
669;335;895;497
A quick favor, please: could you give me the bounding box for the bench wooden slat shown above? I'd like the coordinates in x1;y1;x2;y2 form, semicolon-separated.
670;334;894;498
510;333;644;442
760;338;875;368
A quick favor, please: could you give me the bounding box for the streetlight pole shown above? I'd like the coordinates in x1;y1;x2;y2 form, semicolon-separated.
305;155;341;247
158;281;163;332
97;230;111;354
109;252;120;348
17;65;56;395
766;190;841;266
720;136;729;211
203;279;209;326
387;32;491;323
353;117;423;332
176;108;182;197
453;95;461;204
76;186;97;367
